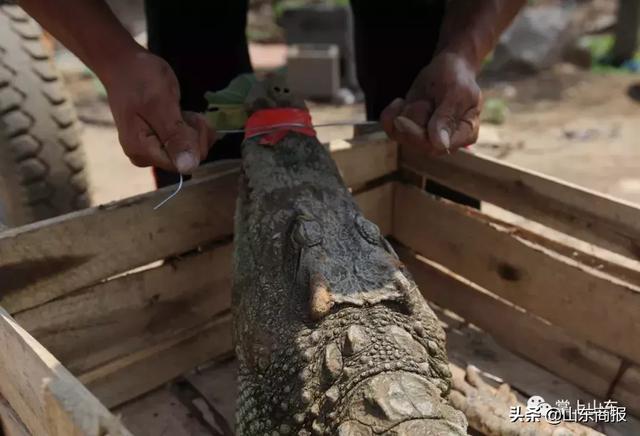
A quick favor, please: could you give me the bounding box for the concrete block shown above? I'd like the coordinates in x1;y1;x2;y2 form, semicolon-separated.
286;43;340;100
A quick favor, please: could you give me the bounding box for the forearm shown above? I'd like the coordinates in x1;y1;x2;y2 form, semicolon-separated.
17;0;143;84
436;0;526;71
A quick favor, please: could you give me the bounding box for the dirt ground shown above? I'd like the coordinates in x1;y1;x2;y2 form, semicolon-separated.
67;61;640;208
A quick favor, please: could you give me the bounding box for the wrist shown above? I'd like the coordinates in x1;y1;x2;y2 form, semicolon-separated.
90;40;147;88
432;48;479;79
436;43;482;73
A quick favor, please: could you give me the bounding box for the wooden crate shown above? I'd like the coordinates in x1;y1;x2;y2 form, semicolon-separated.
0;133;638;435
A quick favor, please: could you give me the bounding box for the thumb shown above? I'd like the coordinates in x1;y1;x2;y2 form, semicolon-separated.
142;104;201;174
427;101;455;153
162;121;201;174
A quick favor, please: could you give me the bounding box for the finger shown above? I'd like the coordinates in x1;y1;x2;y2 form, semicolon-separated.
495;383;515;403
393;116;438;155
139;99;201;174
466;365;491;393
183;111;216;161
427;96;458;154
448;391;468;413
142;133;179;172
400;100;433;127
119;115;174;171
449;106;480;150
380;97;404;138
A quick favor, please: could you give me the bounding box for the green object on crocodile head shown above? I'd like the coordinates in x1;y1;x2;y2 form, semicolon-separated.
204;73;258;134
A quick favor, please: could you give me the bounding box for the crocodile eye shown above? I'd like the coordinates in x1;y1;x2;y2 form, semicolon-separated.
292;218;323;247
355;215;381;245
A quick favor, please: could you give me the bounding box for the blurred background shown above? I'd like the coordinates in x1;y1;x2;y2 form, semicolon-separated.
6;0;640;215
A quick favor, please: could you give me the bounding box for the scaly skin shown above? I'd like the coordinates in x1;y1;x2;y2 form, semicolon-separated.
232;128;467;435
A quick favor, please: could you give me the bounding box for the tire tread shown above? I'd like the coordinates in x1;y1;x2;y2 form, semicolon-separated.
0;5;90;225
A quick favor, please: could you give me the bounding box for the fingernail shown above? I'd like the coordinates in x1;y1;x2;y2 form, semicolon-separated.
439;129;451;152
175;151;198;173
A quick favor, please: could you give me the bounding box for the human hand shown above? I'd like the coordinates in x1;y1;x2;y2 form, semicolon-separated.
381;52;482;155
102;50;215;173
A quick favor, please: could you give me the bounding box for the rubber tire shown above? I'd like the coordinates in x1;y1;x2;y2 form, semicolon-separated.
0;5;90;227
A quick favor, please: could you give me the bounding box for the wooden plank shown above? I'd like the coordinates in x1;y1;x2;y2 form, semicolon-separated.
0;396;30;436
0;306;132;436
329;133;397;188
114;387;215;436
400;145;640;260
0;167;240;315
398;246;622;400
393;183;640;365
186;359;238;432
15;243;233;375
480;211;640;288
80;313;233;409
354;182;394;235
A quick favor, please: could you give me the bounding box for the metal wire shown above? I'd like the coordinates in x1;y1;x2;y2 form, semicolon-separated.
153;173;184;210
217;120;378;135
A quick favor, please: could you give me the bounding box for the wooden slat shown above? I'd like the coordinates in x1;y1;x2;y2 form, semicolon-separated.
400;145;640;260
354;182;394;235
80;313;233;409
398;246;622;401
329;133;397;188
185;359;238;432
0;396;30;436
0;306;132;436
393;183;640;365
114;387;217;436
487;214;640;288
0;168;239;315
16;243;233;375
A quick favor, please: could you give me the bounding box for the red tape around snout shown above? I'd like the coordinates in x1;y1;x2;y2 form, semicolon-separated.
244;108;317;145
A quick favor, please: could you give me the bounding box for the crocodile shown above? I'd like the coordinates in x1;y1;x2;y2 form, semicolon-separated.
231;77;467;436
